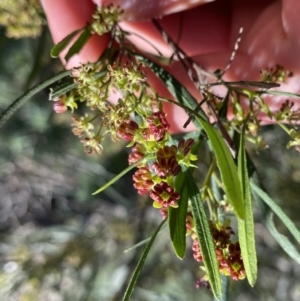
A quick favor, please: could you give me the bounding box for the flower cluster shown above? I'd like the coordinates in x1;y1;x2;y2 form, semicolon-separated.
260;64;293;83
71;62;110;111
52;52;197;208
108;63;147;93
89;4;124;35
192;221;245;282
117;111;197;209
54;61;154;152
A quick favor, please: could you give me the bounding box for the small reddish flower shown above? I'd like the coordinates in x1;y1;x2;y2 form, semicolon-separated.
192;237;203;262
210;222;234;249
72;114;94;137
178;138;194;156
196;277;211;290
142;128;156;141
152;145;181;178
159;208;168;220
132;167;154;194
186;213;194;235
128;144;146;165
177;138;197;166
117;119;139;141
82;135;103;155
53;100;67;114
150;182;180;208
226;242;245;281
147;111;170;141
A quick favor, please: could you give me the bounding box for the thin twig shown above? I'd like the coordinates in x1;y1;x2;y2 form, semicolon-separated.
215;27;244;79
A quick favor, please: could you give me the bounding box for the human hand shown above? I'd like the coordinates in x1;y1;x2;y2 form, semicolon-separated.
41;0;300;132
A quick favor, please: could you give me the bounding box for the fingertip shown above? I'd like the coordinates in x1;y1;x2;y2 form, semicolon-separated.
41;0;95;43
42;0;109;68
163;102;196;133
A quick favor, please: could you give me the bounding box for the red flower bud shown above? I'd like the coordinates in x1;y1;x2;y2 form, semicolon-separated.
53;100;67;114
117;119;139;141
132;167;154;194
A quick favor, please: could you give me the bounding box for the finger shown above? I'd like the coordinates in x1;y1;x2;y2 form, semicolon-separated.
41;0;110;68
282;0;300;49
119;1;230;58
92;0;214;21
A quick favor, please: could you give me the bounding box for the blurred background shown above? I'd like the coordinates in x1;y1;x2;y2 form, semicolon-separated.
0;1;300;301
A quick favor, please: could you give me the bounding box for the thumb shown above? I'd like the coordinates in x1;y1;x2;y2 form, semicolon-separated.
41;0;109;68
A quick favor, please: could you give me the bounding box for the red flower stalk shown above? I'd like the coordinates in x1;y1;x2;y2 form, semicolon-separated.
152;145;181;178
117;119;139;141
132;167;154;194
147;111;170;141
150;182;180;208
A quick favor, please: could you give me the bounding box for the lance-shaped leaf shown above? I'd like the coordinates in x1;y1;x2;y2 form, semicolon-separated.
0;70;70;129
122;219;166;301
51;29;82;58
237;131;257;286
65;28;92;61
256;196;300;265
92;156;149;195
185;169;222;300
251;182;300;244
168;171;188;259
196;118;245;219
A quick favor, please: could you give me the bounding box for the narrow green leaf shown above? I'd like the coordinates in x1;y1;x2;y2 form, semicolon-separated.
266;214;300;264
0;70;70;129
92;156;149;195
49;80;77;100
51;29;82;58
226;81;280;89
65;28;92;61
214;275;229;301
124;224;167;253
122;219;166;301
168;171;188;259
196;118;245;219
237;131;257;286
251;181;300;245
262;90;300;98
185;169;222;300
257;196;300;264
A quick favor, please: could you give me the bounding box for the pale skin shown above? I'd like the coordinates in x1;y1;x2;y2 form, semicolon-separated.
41;0;300;132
